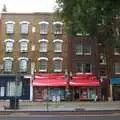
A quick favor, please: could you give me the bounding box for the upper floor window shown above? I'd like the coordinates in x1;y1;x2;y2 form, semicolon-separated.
75;42;91;56
18;57;28;72
38;57;48;72
100;53;106;64
53;57;63;72
4;39;14;52
3;57;13;72
53;21;63;34
76;63;92;73
5;21;15;34
114;47;120;55
53;39;63;52
39;21;49;34
39;39;48;52
19;39;29;52
114;62;120;74
75;43;83;55
84;44;91;55
20;21;30;34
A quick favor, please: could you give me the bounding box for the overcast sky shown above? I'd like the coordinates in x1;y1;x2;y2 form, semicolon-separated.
0;0;57;13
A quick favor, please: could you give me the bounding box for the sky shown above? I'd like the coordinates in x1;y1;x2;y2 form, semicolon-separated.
0;0;57;13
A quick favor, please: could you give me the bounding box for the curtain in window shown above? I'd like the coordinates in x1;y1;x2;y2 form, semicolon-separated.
6;41;14;52
84;44;91;55
54;42;62;52
20;41;28;52
6;23;14;33
19;59;28;72
21;23;28;34
40;42;47;52
40;23;48;34
4;59;12;72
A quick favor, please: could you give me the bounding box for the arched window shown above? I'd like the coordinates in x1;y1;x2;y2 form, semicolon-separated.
39;21;49;34
18;57;28;72
19;39;29;52
38;57;48;72
5;21;15;34
3;57;13;72
4;39;14;52
39;39;48;52
53;21;63;34
53;57;63;72
20;21;30;34
53;39;63;52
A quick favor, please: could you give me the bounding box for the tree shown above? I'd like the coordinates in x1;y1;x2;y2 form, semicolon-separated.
56;0;120;46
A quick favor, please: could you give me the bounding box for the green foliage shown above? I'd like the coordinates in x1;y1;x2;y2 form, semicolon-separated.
56;0;120;46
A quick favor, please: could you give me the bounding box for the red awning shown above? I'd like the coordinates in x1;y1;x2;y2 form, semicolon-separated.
69;76;100;86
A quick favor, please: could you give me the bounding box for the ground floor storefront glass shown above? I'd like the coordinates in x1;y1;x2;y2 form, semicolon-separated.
70;87;99;101
33;87;66;101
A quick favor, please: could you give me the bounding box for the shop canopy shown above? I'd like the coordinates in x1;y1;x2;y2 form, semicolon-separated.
69;75;100;87
32;73;67;87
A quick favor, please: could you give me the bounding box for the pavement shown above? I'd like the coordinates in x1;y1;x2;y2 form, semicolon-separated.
0;100;120;112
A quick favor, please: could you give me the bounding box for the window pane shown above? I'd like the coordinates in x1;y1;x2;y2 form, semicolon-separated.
75;44;83;55
6;81;16;96
53;60;62;71
39;60;47;70
84;44;91;55
53;24;62;34
19;59;28;72
40;23;48;34
40;42;47;52
6;41;14;52
21;23;28;34
4;60;12;72
84;64;91;73
54;42;62;52
20;42;28;52
115;63;120;73
76;64;83;73
114;47;120;55
6;23;14;33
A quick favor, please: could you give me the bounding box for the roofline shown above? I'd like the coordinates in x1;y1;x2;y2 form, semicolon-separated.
1;12;54;15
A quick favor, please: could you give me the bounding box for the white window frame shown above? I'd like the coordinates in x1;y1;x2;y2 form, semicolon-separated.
53;57;63;72
39;21;49;34
38;39;48;52
38;57;48;72
3;57;13;72
53;39;63;52
5;21;15;34
20;21;30;34
4;39;14;52
19;39;29;52
18;57;29;72
53;21;63;34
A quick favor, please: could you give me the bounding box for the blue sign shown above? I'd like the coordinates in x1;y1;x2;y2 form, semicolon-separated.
111;78;120;85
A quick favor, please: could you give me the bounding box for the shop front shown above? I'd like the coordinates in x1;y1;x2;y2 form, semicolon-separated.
111;78;120;101
0;75;30;100
32;73;67;101
69;74;100;101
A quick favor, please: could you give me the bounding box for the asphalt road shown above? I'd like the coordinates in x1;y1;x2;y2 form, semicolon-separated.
1;116;120;120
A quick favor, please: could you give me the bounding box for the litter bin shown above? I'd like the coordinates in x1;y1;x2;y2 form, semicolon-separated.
9;97;19;109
